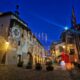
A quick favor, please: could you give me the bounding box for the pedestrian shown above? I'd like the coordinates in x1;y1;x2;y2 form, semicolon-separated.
61;49;70;70
60;60;66;70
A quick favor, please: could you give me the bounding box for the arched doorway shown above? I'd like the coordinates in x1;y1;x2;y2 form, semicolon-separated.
17;54;22;63
1;53;6;64
26;52;33;68
17;54;23;67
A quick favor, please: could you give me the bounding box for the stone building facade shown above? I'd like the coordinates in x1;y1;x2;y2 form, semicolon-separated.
0;12;45;66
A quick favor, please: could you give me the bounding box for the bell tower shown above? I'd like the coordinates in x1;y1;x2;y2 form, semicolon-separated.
71;6;77;29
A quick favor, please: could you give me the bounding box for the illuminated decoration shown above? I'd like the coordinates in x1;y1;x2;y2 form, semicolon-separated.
42;32;44;40
45;33;47;42
11;25;21;39
38;33;41;39
66;63;74;70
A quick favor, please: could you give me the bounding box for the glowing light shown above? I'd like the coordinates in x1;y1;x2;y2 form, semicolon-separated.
6;42;9;45
60;61;65;66
5;42;9;50
64;26;68;30
62;45;65;49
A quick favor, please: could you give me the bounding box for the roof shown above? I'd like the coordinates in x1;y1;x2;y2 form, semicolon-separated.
0;11;44;48
0;11;28;26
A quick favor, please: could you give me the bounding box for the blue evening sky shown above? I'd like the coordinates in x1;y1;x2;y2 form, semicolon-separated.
0;0;80;49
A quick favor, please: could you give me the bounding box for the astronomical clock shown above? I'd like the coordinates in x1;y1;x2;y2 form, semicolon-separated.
8;24;22;49
11;25;21;41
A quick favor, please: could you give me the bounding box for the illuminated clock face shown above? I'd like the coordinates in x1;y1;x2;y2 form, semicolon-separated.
11;25;21;39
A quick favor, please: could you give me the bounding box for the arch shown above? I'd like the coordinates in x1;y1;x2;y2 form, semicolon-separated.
17;54;22;63
1;53;6;64
26;52;33;66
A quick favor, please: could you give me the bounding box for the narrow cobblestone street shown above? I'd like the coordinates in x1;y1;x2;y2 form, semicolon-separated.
0;65;75;80
68;67;80;80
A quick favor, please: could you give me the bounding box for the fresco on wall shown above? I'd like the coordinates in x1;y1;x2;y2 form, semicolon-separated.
8;20;29;55
7;19;45;65
21;30;28;54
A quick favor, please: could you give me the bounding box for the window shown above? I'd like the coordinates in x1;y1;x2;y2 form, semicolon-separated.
18;41;20;46
70;49;75;55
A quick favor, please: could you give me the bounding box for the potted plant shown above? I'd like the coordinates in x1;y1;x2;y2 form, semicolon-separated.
46;61;54;71
26;62;32;69
17;61;23;67
35;63;42;70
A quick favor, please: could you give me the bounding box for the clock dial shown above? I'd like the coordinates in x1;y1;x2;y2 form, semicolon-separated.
11;25;21;39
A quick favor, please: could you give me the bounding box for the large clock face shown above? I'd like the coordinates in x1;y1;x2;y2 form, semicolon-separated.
11;25;21;39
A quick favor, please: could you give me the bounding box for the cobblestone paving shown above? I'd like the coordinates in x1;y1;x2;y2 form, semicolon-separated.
0;65;74;80
68;67;80;80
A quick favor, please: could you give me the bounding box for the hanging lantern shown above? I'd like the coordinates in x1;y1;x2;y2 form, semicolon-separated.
66;63;71;70
71;63;74;69
66;63;74;70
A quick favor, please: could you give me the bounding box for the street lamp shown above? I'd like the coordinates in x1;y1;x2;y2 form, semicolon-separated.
64;26;68;31
5;42;9;51
62;45;66;49
4;41;9;64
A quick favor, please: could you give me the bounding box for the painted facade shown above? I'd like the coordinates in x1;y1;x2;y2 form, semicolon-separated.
0;12;46;66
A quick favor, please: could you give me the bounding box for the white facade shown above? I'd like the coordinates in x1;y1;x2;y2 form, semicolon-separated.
0;12;45;65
